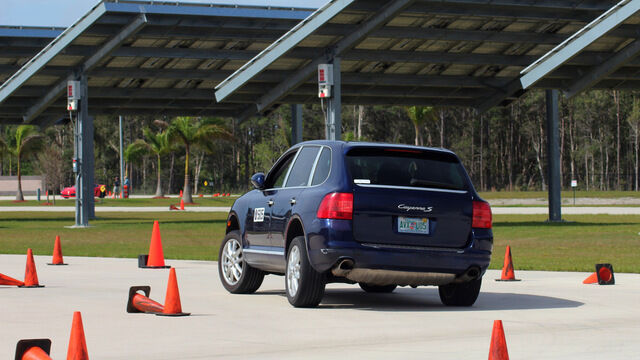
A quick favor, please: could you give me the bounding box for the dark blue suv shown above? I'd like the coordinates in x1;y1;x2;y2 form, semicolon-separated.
218;141;493;307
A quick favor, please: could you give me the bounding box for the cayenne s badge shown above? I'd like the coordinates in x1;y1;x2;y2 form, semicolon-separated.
397;204;433;213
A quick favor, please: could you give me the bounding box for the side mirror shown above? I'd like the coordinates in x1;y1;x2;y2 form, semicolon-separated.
251;172;266;190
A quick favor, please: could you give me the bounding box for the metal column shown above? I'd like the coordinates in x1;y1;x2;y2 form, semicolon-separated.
73;74;93;227
326;57;341;141
119;115;124;197
546;90;562;222
291;104;303;145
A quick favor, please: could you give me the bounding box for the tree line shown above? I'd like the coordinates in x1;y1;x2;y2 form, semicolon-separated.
0;89;639;198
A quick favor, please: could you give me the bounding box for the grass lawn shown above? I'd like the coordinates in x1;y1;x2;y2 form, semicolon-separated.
479;190;640;199
1;212;639;273
0;212;226;261
0;197;236;207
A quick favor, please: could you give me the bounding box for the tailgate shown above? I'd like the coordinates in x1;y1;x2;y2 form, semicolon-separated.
352;185;472;248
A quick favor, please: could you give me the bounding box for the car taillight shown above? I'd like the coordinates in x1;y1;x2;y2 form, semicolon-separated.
317;192;353;220
472;201;492;229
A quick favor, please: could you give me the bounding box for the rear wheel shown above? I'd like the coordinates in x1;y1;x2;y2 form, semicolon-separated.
218;231;264;294
438;278;482;306
359;283;397;293
285;236;325;307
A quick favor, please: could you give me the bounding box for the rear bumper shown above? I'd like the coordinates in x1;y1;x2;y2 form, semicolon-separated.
306;219;492;278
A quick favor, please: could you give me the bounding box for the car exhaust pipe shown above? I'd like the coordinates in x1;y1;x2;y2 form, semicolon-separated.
331;258;355;277
454;266;481;283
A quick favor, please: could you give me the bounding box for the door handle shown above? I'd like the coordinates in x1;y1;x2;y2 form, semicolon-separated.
290;198;296;205
268;200;274;206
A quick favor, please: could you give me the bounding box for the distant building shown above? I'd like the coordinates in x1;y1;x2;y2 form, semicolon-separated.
0;176;43;196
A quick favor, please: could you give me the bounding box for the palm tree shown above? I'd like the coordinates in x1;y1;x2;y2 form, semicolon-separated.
168;117;229;203
7;125;44;201
407;106;438;146
125;128;171;198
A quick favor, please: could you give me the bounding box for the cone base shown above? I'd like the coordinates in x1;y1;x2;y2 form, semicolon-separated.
140;265;171;269
155;312;190;317
47;263;68;265
495;278;521;282
18;285;45;288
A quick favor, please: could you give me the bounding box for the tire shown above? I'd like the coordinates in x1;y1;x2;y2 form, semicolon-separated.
359;283;397;293
285;236;325;307
218;230;264;294
438;277;482;306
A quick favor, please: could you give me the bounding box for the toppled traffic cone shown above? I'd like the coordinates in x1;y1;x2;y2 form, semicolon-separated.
488;320;509;360
126;268;190;317
0;272;24;286
495;245;520;281
14;339;52;360
169;204;179;211
180;198;185;210
48;236;67;265
67;311;89;360
213;193;219;197
138;221;170;269
583;263;615;285
21;249;44;288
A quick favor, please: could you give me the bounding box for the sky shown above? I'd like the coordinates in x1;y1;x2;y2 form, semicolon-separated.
0;0;327;27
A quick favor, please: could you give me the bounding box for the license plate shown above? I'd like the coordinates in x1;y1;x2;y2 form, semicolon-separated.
398;217;429;235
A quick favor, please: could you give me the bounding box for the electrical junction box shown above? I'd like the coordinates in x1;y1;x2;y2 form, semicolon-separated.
67;80;81;111
318;64;333;98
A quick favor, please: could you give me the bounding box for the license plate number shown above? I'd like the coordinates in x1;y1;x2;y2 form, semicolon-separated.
398;217;429;235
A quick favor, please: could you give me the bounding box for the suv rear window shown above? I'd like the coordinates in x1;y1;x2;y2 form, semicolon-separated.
346;147;468;191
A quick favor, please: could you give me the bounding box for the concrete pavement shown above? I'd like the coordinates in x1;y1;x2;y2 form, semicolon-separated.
1;255;639;359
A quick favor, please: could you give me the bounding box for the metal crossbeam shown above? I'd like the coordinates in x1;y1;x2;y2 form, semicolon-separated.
22;14;148;123
521;0;640;90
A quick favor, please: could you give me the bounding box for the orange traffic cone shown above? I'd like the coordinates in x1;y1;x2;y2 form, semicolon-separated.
214;193;219;197
198;194;203;198
67;311;89;360
14;339;51;360
496;245;520;281
22;249;44;288
488;320;509;360
179;189;183;197
158;268;190;316
0;272;24;286
583;263;615;285
138;221;170;269
180;198;185;210
48;236;67;265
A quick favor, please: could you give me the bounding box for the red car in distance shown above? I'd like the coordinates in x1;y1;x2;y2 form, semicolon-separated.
60;184;106;198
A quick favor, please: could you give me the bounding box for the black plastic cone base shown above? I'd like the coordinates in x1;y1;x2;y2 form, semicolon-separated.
127;286;151;313
18;284;44;288
138;254;171;269
596;263;615;285
155;312;190;317
15;339;51;360
47;262;68;265
495;278;521;282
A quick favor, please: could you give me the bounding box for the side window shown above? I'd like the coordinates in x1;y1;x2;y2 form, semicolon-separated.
285;146;320;187
311;147;331;186
266;152;296;189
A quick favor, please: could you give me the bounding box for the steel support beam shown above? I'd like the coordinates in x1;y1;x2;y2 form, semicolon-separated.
290;104;303;145
22;14;148;123
119;116;125;199
521;0;640;90
565;39;640;98
546;89;562;222
73;74;93;227
326;58;341;141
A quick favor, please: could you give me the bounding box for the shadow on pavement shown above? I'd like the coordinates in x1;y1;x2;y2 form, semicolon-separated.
313;288;583;312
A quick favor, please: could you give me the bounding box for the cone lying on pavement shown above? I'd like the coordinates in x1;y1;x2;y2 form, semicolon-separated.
21;249;44;288
496;245;520;281
14;338;52;360
138;221;170;269
488;320;509;360
583;263;615;285
127;268;190;316
0;272;24;286
67;311;89;360
48;236;67;265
